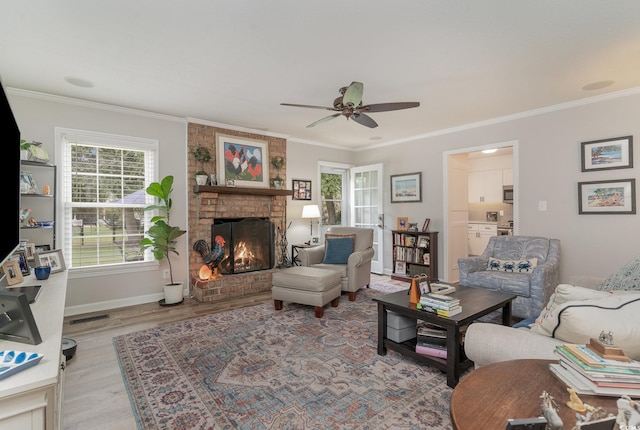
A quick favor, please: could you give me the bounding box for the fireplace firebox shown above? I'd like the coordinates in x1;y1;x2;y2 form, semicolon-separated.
212;218;275;274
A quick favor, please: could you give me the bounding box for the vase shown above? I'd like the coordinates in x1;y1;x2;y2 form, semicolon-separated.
163;282;184;305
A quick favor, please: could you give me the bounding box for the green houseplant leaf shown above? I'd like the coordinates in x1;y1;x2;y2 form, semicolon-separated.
139;175;186;285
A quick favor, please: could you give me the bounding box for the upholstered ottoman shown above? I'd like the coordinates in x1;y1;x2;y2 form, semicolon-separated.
272;266;342;318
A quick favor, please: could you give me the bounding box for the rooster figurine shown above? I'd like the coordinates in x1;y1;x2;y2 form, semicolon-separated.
193;236;227;278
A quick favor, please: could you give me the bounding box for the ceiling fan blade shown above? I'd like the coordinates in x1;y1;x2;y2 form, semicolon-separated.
281;103;337;111
351;113;378;128
307;113;341;128
360;101;420;113
342;82;363;108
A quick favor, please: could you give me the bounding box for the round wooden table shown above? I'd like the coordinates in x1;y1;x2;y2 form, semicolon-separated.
450;359;619;429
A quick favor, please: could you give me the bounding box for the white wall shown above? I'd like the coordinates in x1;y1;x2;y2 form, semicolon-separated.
9;91;188;315
357;92;640;281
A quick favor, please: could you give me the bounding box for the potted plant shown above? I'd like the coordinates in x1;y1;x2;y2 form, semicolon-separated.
271;155;285;189
191;144;212;185
139;175;187;305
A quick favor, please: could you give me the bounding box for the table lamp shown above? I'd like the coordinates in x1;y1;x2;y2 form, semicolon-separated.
301;204;321;238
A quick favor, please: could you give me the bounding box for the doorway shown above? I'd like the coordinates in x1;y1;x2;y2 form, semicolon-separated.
442;141;519;282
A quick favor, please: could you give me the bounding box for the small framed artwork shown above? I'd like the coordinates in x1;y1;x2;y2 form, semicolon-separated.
216;134;269;188
397;216;409;230
10;250;31;276
20;171;39;194
394;261;406;275
292;179;312;200
417;236;430;248
25;243;37;262
578;179;636;215
581;136;633;172
34;244;51;253
391;172;422;203
422;218;431;232
1;260;23;286
34;249;66;273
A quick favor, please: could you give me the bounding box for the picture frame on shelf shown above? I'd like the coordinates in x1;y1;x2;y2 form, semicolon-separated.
34;244;51;253
578;179;636;215
292;179;312;200
1;260;23;286
394;261;406;275
581;135;633;172
25;243;36;262
216;134;269;188
10;250;31;276
20;171;39;194
390;172;422;203
34;249;66;273
396;217;409;230
422;218;431;232
416;236;430;248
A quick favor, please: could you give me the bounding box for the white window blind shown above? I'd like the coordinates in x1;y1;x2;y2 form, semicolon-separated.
56;128;158;269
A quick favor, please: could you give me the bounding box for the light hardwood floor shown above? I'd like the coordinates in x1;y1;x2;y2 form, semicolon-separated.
61;274;393;429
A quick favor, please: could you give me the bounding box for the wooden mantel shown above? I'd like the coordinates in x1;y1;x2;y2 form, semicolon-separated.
193;185;293;197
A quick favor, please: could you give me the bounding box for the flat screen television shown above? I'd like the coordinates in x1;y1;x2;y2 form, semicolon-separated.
0;75;21;269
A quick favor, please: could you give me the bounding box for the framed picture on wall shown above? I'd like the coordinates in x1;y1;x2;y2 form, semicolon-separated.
581;136;633;172
578;178;636;214
216;134;269;188
292;179;312;200
390;172;422;203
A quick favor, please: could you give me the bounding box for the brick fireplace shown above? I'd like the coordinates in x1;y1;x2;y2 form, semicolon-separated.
187;123;290;303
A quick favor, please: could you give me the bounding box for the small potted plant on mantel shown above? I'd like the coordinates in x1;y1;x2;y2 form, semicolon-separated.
139;175;187;305
191;144;212;186
271;155;285;189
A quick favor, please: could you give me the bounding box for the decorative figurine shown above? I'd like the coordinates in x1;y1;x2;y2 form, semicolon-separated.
566;388;587;412
541;391;564;430
617;395;640;427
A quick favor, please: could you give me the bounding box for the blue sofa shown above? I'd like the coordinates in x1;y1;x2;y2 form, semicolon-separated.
457;236;561;318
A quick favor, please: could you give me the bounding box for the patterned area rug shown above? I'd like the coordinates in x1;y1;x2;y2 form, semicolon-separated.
114;281;455;429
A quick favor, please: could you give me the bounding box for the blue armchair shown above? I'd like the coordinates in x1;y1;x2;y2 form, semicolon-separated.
458;236;561;319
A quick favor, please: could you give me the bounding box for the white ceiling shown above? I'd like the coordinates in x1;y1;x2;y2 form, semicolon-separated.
2;1;640;150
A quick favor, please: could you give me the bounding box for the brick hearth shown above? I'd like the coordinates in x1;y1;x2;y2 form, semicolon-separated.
187;122;289;303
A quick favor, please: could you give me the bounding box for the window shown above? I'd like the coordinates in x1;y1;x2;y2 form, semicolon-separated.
320;163;349;226
56;128;157;269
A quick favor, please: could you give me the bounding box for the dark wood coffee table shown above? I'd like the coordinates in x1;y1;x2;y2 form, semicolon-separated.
450;359;619;429
373;285;516;388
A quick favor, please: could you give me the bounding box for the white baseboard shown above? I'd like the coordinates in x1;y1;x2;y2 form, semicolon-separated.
64;292;166;317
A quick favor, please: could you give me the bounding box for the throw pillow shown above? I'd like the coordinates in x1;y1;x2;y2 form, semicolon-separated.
322;237;355;264
530;292;640;360
597;255;640;291
487;257;538;273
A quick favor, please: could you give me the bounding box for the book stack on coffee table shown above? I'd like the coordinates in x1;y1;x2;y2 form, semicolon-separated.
415;323;447;358
419;292;462;317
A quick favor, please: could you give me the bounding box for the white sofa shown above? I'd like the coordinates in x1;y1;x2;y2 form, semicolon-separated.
465;256;640;367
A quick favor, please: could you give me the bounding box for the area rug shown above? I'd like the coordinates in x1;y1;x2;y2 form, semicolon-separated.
114;281;455;429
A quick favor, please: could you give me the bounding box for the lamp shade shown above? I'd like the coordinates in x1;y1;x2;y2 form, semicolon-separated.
301;204;321;219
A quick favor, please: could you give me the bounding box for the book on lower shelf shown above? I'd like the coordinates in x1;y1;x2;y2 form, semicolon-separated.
415;343;447;359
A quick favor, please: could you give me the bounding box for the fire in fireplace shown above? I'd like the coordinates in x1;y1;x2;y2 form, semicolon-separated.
212;217;275;274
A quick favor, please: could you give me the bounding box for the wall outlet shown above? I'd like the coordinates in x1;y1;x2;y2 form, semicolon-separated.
162;269;170;279
312;237;319;244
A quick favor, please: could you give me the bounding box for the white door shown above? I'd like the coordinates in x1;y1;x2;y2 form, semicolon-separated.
350;163;384;274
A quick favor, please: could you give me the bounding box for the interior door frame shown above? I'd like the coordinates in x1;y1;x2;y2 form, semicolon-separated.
350;163;384;274
442;140;519;282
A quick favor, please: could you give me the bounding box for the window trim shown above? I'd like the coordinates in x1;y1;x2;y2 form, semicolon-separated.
55;127;159;272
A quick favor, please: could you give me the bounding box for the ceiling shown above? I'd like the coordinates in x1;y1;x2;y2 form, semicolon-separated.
2;1;640;150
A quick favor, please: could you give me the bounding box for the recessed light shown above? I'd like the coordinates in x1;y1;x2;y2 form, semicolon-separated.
64;76;94;88
481;149;497;154
582;80;614;91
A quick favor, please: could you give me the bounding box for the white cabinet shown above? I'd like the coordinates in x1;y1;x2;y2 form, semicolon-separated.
0;271;67;429
468;170;503;202
468;223;497;256
502;168;513;186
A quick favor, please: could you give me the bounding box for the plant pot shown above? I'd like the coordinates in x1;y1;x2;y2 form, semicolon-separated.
195;175;208;186
272;180;284;190
163;282;184;304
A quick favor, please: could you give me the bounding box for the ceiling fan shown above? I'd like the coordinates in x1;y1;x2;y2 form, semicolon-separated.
281;81;420;128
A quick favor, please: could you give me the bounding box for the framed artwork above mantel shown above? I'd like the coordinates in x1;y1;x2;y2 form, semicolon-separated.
216;134;269;188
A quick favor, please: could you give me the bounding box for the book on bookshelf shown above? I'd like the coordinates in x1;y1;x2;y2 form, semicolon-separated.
416;343;447;359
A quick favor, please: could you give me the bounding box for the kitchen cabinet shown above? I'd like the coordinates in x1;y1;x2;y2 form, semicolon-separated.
502;168;513;186
468;223;497;256
468;170;502;203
